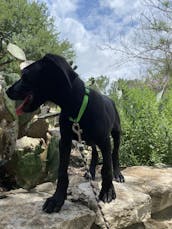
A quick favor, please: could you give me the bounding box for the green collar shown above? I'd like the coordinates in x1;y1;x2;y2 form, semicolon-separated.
69;87;90;123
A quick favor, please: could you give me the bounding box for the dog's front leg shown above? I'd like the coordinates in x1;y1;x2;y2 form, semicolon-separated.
98;137;116;203
43;136;71;213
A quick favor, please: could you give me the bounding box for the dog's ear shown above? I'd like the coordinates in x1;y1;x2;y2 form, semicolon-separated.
42;54;77;89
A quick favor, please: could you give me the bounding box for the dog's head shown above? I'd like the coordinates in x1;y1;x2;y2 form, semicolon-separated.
6;54;78;115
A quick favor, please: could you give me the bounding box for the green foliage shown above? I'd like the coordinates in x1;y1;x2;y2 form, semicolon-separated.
0;0;74;72
112;81;172;166
87;75;110;94
162;1;171;8
46;136;59;181
0;75;17;121
162;84;172;123
14;145;43;189
12;136;60;189
7;43;26;61
86;75;172;166
2;72;20;85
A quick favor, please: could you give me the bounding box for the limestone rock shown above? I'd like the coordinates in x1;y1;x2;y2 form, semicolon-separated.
75;181;151;229
34;182;56;195
124;223;145;229
0;166;172;229
69;180;98;212
17;109;40;138
0;191;96;229
144;219;172;229
152;205;172;220
70;166;172;229
26;116;49;140
16;136;46;151
122;166;172;213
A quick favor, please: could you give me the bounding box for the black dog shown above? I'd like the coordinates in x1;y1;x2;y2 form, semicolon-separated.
6;54;124;213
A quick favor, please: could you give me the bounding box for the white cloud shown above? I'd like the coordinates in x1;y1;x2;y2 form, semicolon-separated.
42;0;144;80
100;0;141;16
48;0;78;18
58;18;90;44
101;0;128;12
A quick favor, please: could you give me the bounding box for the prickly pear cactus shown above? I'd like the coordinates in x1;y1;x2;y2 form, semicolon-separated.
13;135;60;189
15;149;42;189
46;135;59;181
0;74;18;160
14;137;45;189
3;72;20;86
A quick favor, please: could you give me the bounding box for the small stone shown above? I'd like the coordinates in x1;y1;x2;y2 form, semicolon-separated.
35;182;56;194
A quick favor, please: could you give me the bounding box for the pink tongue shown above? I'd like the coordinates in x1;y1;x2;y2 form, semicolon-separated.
16;95;31;116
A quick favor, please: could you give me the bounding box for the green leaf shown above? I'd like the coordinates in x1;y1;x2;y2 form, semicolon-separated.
156;89;164;102
7;43;26;61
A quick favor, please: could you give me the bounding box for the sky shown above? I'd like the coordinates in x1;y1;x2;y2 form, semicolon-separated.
41;0;144;81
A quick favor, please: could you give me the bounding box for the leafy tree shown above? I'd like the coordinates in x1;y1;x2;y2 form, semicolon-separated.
0;0;74;72
87;75;110;94
106;0;172;82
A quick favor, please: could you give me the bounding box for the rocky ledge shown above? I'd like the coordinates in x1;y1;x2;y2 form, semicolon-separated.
0;166;172;229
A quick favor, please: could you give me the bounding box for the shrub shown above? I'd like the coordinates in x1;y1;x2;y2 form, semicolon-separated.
111;84;172;166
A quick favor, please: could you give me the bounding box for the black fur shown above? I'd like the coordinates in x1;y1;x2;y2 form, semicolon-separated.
6;54;124;213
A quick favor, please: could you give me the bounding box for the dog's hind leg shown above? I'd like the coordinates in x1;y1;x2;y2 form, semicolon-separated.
111;128;125;182
98;137;116;202
84;144;98;180
89;144;98;180
89;145;98;180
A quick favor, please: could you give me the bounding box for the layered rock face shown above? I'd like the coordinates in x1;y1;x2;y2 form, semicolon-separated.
0;74;59;189
0;166;172;229
0;74;18;160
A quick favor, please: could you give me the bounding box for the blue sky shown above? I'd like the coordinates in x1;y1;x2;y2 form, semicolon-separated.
41;0;143;80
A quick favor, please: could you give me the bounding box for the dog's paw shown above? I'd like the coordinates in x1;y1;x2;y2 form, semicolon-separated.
42;196;64;213
113;171;125;183
99;183;116;203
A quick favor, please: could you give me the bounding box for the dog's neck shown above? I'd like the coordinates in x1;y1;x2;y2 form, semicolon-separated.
69;77;86;118
51;77;86;118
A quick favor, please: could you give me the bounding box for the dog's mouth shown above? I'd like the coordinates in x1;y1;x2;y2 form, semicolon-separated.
16;94;33;115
